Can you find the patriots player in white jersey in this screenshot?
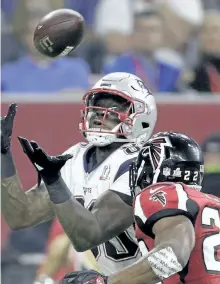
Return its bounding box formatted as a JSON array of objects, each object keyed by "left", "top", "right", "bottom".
[{"left": 1, "top": 73, "right": 157, "bottom": 277}]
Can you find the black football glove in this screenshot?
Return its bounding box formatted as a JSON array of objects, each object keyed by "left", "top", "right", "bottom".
[
  {"left": 60, "top": 270, "right": 108, "bottom": 284},
  {"left": 1, "top": 103, "right": 17, "bottom": 154},
  {"left": 18, "top": 136, "right": 73, "bottom": 186}
]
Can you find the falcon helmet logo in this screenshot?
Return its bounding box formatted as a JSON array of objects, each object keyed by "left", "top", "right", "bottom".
[
  {"left": 150, "top": 190, "right": 167, "bottom": 207},
  {"left": 141, "top": 136, "right": 172, "bottom": 172}
]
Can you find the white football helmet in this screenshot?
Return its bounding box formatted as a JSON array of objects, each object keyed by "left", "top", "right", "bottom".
[{"left": 79, "top": 72, "right": 157, "bottom": 146}]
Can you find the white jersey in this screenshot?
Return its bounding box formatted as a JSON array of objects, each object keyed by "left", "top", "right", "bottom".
[{"left": 61, "top": 142, "right": 142, "bottom": 275}]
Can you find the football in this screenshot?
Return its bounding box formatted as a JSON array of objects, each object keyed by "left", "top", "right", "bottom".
[{"left": 33, "top": 9, "right": 85, "bottom": 58}]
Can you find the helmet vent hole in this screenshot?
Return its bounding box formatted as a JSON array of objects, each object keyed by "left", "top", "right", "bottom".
[
  {"left": 142, "top": 122, "right": 149, "bottom": 129},
  {"left": 165, "top": 147, "right": 170, "bottom": 158}
]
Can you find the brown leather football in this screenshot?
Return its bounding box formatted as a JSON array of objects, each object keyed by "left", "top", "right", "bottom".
[{"left": 33, "top": 9, "right": 85, "bottom": 58}]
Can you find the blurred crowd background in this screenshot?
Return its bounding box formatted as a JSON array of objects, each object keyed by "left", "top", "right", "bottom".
[
  {"left": 1, "top": 0, "right": 220, "bottom": 94},
  {"left": 1, "top": 1, "right": 220, "bottom": 284}
]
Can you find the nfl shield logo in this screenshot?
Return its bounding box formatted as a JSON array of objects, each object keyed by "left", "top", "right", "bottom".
[{"left": 100, "top": 165, "right": 111, "bottom": 180}]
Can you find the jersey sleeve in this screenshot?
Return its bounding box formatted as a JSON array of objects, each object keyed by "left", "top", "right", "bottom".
[
  {"left": 110, "top": 171, "right": 133, "bottom": 206},
  {"left": 110, "top": 153, "right": 138, "bottom": 206},
  {"left": 134, "top": 182, "right": 199, "bottom": 238}
]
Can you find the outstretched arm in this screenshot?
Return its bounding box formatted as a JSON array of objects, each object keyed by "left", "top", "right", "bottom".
[
  {"left": 17, "top": 136, "right": 134, "bottom": 252},
  {"left": 1, "top": 170, "right": 54, "bottom": 229},
  {"left": 108, "top": 215, "right": 195, "bottom": 284},
  {"left": 50, "top": 178, "right": 134, "bottom": 251},
  {"left": 59, "top": 215, "right": 194, "bottom": 284},
  {"left": 1, "top": 104, "right": 54, "bottom": 229}
]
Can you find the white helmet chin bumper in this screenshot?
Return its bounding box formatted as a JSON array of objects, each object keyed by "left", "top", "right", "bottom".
[
  {"left": 85, "top": 124, "right": 123, "bottom": 146},
  {"left": 85, "top": 132, "right": 117, "bottom": 146}
]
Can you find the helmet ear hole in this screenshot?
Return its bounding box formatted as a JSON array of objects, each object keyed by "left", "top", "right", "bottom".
[{"left": 142, "top": 122, "right": 149, "bottom": 129}]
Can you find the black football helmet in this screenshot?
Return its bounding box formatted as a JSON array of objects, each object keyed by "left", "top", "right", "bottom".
[{"left": 129, "top": 132, "right": 204, "bottom": 197}]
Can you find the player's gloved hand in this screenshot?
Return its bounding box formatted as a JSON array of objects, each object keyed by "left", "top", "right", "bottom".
[
  {"left": 18, "top": 136, "right": 73, "bottom": 186},
  {"left": 1, "top": 103, "right": 17, "bottom": 154},
  {"left": 60, "top": 270, "right": 108, "bottom": 284}
]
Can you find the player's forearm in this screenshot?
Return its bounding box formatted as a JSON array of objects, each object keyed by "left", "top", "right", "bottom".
[
  {"left": 1, "top": 152, "right": 54, "bottom": 229},
  {"left": 1, "top": 152, "right": 29, "bottom": 229},
  {"left": 153, "top": 217, "right": 195, "bottom": 269},
  {"left": 108, "top": 241, "right": 182, "bottom": 284},
  {"left": 1, "top": 175, "right": 32, "bottom": 229},
  {"left": 44, "top": 177, "right": 134, "bottom": 252},
  {"left": 108, "top": 255, "right": 159, "bottom": 284},
  {"left": 108, "top": 218, "right": 194, "bottom": 284},
  {"left": 44, "top": 178, "right": 104, "bottom": 251},
  {"left": 52, "top": 197, "right": 101, "bottom": 252}
]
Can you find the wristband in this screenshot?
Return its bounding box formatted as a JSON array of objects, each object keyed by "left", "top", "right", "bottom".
[
  {"left": 147, "top": 246, "right": 183, "bottom": 280},
  {"left": 43, "top": 176, "right": 72, "bottom": 204}
]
